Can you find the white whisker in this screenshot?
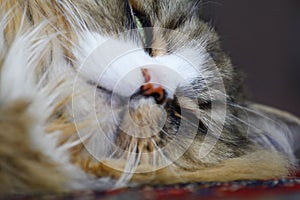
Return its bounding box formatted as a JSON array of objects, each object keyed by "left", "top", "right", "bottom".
[
  {"left": 228, "top": 103, "right": 277, "bottom": 124},
  {"left": 115, "top": 140, "right": 141, "bottom": 188},
  {"left": 151, "top": 139, "right": 183, "bottom": 181},
  {"left": 59, "top": 130, "right": 93, "bottom": 151}
]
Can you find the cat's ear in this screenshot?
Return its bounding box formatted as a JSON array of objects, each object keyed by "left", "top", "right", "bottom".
[{"left": 247, "top": 103, "right": 300, "bottom": 157}]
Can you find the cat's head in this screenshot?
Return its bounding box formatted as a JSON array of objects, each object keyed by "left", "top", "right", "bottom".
[
  {"left": 65, "top": 0, "right": 248, "bottom": 176},
  {"left": 2, "top": 0, "right": 299, "bottom": 187}
]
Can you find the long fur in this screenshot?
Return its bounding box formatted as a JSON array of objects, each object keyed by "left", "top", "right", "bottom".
[{"left": 0, "top": 0, "right": 299, "bottom": 195}]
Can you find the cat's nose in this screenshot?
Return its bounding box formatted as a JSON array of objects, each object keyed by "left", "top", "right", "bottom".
[{"left": 140, "top": 83, "right": 166, "bottom": 104}]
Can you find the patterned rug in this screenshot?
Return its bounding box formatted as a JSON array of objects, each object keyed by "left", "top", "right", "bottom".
[{"left": 5, "top": 178, "right": 300, "bottom": 200}]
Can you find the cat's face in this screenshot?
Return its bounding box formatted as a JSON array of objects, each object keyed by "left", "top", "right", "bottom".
[
  {"left": 1, "top": 0, "right": 297, "bottom": 189},
  {"left": 66, "top": 0, "right": 248, "bottom": 175}
]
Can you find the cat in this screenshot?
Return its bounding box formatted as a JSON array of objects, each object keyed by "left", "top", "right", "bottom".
[{"left": 0, "top": 0, "right": 299, "bottom": 195}]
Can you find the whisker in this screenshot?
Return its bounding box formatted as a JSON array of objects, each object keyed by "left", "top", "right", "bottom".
[
  {"left": 59, "top": 130, "right": 93, "bottom": 151},
  {"left": 159, "top": 128, "right": 176, "bottom": 140},
  {"left": 229, "top": 114, "right": 260, "bottom": 132},
  {"left": 151, "top": 149, "right": 157, "bottom": 176},
  {"left": 228, "top": 103, "right": 294, "bottom": 155},
  {"left": 115, "top": 140, "right": 141, "bottom": 188},
  {"left": 108, "top": 145, "right": 121, "bottom": 159},
  {"left": 228, "top": 103, "right": 277, "bottom": 124},
  {"left": 151, "top": 139, "right": 183, "bottom": 181}
]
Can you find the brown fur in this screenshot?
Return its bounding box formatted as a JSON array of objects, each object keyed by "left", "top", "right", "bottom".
[
  {"left": 0, "top": 100, "right": 65, "bottom": 194},
  {"left": 74, "top": 150, "right": 290, "bottom": 184},
  {"left": 0, "top": 0, "right": 299, "bottom": 195}
]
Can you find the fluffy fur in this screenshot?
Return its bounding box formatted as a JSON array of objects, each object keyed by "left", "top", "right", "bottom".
[{"left": 0, "top": 0, "right": 299, "bottom": 195}]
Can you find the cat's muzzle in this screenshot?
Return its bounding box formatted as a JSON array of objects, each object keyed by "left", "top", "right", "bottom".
[{"left": 140, "top": 83, "right": 167, "bottom": 104}]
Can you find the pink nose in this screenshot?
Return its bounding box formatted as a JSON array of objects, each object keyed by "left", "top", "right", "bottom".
[
  {"left": 142, "top": 68, "right": 151, "bottom": 82},
  {"left": 141, "top": 68, "right": 166, "bottom": 103},
  {"left": 141, "top": 83, "right": 166, "bottom": 104}
]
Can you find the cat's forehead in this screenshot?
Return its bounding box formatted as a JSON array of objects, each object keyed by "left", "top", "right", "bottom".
[{"left": 78, "top": 0, "right": 201, "bottom": 31}]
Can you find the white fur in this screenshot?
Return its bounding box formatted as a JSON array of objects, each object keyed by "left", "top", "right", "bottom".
[
  {"left": 75, "top": 32, "right": 203, "bottom": 99},
  {"left": 0, "top": 18, "right": 115, "bottom": 190},
  {"left": 1, "top": 2, "right": 298, "bottom": 191}
]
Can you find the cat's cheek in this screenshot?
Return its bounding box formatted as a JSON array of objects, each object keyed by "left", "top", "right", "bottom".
[{"left": 74, "top": 32, "right": 149, "bottom": 97}]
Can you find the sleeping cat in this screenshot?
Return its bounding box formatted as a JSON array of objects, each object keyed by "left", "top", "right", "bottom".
[{"left": 0, "top": 0, "right": 300, "bottom": 195}]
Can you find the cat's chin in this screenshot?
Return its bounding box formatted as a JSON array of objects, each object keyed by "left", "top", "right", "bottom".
[{"left": 120, "top": 97, "right": 167, "bottom": 138}]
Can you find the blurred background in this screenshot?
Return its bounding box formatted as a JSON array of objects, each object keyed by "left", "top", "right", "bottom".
[{"left": 200, "top": 0, "right": 300, "bottom": 116}]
